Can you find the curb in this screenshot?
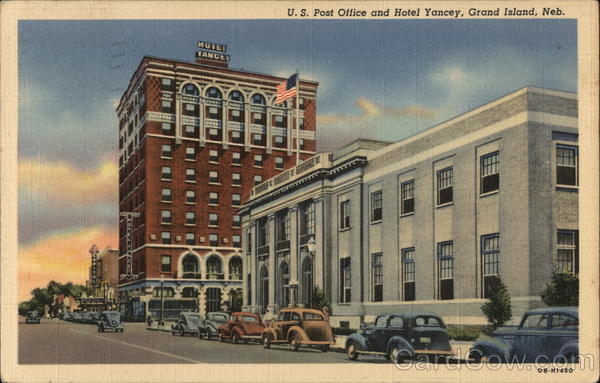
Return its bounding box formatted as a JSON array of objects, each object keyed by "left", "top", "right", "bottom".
[{"left": 146, "top": 326, "right": 172, "bottom": 333}]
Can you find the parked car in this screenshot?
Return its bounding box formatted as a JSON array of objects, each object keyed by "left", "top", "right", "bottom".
[
  {"left": 469, "top": 307, "right": 578, "bottom": 363},
  {"left": 171, "top": 312, "right": 202, "bottom": 336},
  {"left": 345, "top": 313, "right": 452, "bottom": 362},
  {"left": 81, "top": 312, "right": 93, "bottom": 324},
  {"left": 198, "top": 312, "right": 229, "bottom": 339},
  {"left": 90, "top": 312, "right": 101, "bottom": 322},
  {"left": 97, "top": 311, "right": 124, "bottom": 333},
  {"left": 72, "top": 312, "right": 83, "bottom": 322},
  {"left": 262, "top": 307, "right": 335, "bottom": 352},
  {"left": 25, "top": 311, "right": 41, "bottom": 324},
  {"left": 217, "top": 312, "right": 265, "bottom": 344}
]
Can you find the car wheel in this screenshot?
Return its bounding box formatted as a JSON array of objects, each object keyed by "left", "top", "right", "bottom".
[
  {"left": 263, "top": 334, "right": 272, "bottom": 349},
  {"left": 97, "top": 327, "right": 101, "bottom": 333},
  {"left": 232, "top": 333, "right": 240, "bottom": 344},
  {"left": 180, "top": 329, "right": 185, "bottom": 337},
  {"left": 198, "top": 331, "right": 204, "bottom": 339},
  {"left": 120, "top": 328, "right": 124, "bottom": 333},
  {"left": 389, "top": 345, "right": 408, "bottom": 364},
  {"left": 289, "top": 333, "right": 301, "bottom": 352},
  {"left": 468, "top": 348, "right": 486, "bottom": 363},
  {"left": 319, "top": 345, "right": 330, "bottom": 353},
  {"left": 346, "top": 341, "right": 359, "bottom": 360}
]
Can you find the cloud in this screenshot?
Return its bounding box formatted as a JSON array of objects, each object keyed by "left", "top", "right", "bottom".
[
  {"left": 19, "top": 157, "right": 118, "bottom": 206},
  {"left": 18, "top": 225, "right": 118, "bottom": 302}
]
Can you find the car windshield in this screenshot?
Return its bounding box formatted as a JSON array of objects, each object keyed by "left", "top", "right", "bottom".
[
  {"left": 241, "top": 315, "right": 258, "bottom": 322},
  {"left": 414, "top": 316, "right": 442, "bottom": 327},
  {"left": 104, "top": 312, "right": 120, "bottom": 321},
  {"left": 303, "top": 312, "right": 324, "bottom": 321},
  {"left": 185, "top": 314, "right": 201, "bottom": 326}
]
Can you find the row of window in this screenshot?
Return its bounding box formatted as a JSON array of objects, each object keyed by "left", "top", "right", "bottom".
[
  {"left": 160, "top": 253, "right": 243, "bottom": 280},
  {"left": 254, "top": 202, "right": 316, "bottom": 249},
  {"left": 159, "top": 232, "right": 241, "bottom": 248},
  {"left": 161, "top": 188, "right": 243, "bottom": 206},
  {"left": 158, "top": 128, "right": 307, "bottom": 149},
  {"left": 160, "top": 78, "right": 306, "bottom": 109},
  {"left": 160, "top": 210, "right": 241, "bottom": 228},
  {"left": 364, "top": 146, "right": 578, "bottom": 224},
  {"left": 159, "top": 167, "right": 263, "bottom": 187},
  {"left": 159, "top": 145, "right": 286, "bottom": 169},
  {"left": 341, "top": 229, "right": 578, "bottom": 304}
]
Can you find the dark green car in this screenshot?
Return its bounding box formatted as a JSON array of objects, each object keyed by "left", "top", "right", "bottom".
[
  {"left": 97, "top": 311, "right": 124, "bottom": 333},
  {"left": 25, "top": 311, "right": 41, "bottom": 324}
]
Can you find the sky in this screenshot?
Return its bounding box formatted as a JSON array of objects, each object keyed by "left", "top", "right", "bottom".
[{"left": 17, "top": 19, "right": 577, "bottom": 301}]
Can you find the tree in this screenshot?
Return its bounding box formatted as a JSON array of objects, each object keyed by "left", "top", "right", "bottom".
[
  {"left": 541, "top": 272, "right": 579, "bottom": 307},
  {"left": 481, "top": 278, "right": 512, "bottom": 329},
  {"left": 311, "top": 287, "right": 329, "bottom": 311}
]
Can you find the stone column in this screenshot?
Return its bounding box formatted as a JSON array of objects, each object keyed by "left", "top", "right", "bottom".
[
  {"left": 175, "top": 93, "right": 182, "bottom": 144},
  {"left": 242, "top": 225, "right": 249, "bottom": 308},
  {"left": 250, "top": 222, "right": 257, "bottom": 311},
  {"left": 266, "top": 108, "right": 272, "bottom": 153},
  {"left": 267, "top": 214, "right": 276, "bottom": 312},
  {"left": 222, "top": 101, "right": 229, "bottom": 148},
  {"left": 314, "top": 197, "right": 324, "bottom": 290},
  {"left": 244, "top": 103, "right": 251, "bottom": 152},
  {"left": 287, "top": 109, "right": 293, "bottom": 155},
  {"left": 199, "top": 97, "right": 205, "bottom": 146},
  {"left": 289, "top": 206, "right": 299, "bottom": 287},
  {"left": 198, "top": 287, "right": 206, "bottom": 317}
]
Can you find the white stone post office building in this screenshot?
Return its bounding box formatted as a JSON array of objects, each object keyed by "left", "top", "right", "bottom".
[{"left": 240, "top": 87, "right": 578, "bottom": 327}]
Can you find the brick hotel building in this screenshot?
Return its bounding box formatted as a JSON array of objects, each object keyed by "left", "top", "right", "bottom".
[{"left": 116, "top": 54, "right": 318, "bottom": 320}]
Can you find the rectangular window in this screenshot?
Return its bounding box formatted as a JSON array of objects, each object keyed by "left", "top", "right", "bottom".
[
  {"left": 233, "top": 214, "right": 241, "bottom": 227},
  {"left": 274, "top": 115, "right": 284, "bottom": 128},
  {"left": 209, "top": 234, "right": 218, "bottom": 247},
  {"left": 339, "top": 200, "right": 350, "bottom": 230},
  {"left": 437, "top": 167, "right": 453, "bottom": 205},
  {"left": 207, "top": 106, "right": 220, "bottom": 119},
  {"left": 340, "top": 257, "right": 351, "bottom": 303},
  {"left": 230, "top": 109, "right": 242, "bottom": 122},
  {"left": 402, "top": 248, "right": 415, "bottom": 301},
  {"left": 209, "top": 171, "right": 219, "bottom": 184},
  {"left": 162, "top": 123, "right": 173, "bottom": 135},
  {"left": 232, "top": 235, "right": 241, "bottom": 247},
  {"left": 400, "top": 180, "right": 414, "bottom": 215},
  {"left": 481, "top": 152, "right": 500, "bottom": 194},
  {"left": 185, "top": 103, "right": 195, "bottom": 112},
  {"left": 232, "top": 172, "right": 241, "bottom": 186},
  {"left": 161, "top": 78, "right": 172, "bottom": 88},
  {"left": 185, "top": 233, "right": 195, "bottom": 246},
  {"left": 231, "top": 130, "right": 242, "bottom": 143},
  {"left": 254, "top": 175, "right": 263, "bottom": 186},
  {"left": 161, "top": 231, "right": 171, "bottom": 244},
  {"left": 209, "top": 213, "right": 218, "bottom": 226},
  {"left": 557, "top": 230, "right": 578, "bottom": 274},
  {"left": 438, "top": 242, "right": 454, "bottom": 300},
  {"left": 253, "top": 112, "right": 265, "bottom": 125},
  {"left": 556, "top": 145, "right": 578, "bottom": 186},
  {"left": 161, "top": 100, "right": 172, "bottom": 112},
  {"left": 253, "top": 133, "right": 263, "bottom": 145},
  {"left": 299, "top": 98, "right": 305, "bottom": 110},
  {"left": 209, "top": 128, "right": 219, "bottom": 139},
  {"left": 161, "top": 144, "right": 172, "bottom": 158},
  {"left": 371, "top": 191, "right": 382, "bottom": 222},
  {"left": 481, "top": 234, "right": 500, "bottom": 298},
  {"left": 185, "top": 147, "right": 196, "bottom": 160},
  {"left": 161, "top": 210, "right": 172, "bottom": 224},
  {"left": 185, "top": 168, "right": 196, "bottom": 182},
  {"left": 372, "top": 253, "right": 383, "bottom": 302},
  {"left": 299, "top": 138, "right": 305, "bottom": 150},
  {"left": 275, "top": 157, "right": 284, "bottom": 169},
  {"left": 185, "top": 212, "right": 196, "bottom": 225},
  {"left": 161, "top": 255, "right": 171, "bottom": 272},
  {"left": 184, "top": 125, "right": 197, "bottom": 136},
  {"left": 209, "top": 192, "right": 219, "bottom": 205},
  {"left": 254, "top": 154, "right": 263, "bottom": 167},
  {"left": 277, "top": 212, "right": 290, "bottom": 241},
  {"left": 161, "top": 166, "right": 172, "bottom": 180},
  {"left": 161, "top": 188, "right": 172, "bottom": 202},
  {"left": 299, "top": 117, "right": 305, "bottom": 130},
  {"left": 274, "top": 135, "right": 285, "bottom": 147},
  {"left": 232, "top": 152, "right": 241, "bottom": 165},
  {"left": 232, "top": 193, "right": 241, "bottom": 206},
  {"left": 209, "top": 150, "right": 219, "bottom": 163},
  {"left": 185, "top": 190, "right": 196, "bottom": 204}
]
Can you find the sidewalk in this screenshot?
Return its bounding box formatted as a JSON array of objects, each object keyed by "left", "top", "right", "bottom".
[{"left": 146, "top": 321, "right": 174, "bottom": 333}]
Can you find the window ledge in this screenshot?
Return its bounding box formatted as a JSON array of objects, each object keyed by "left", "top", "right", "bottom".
[
  {"left": 232, "top": 163, "right": 241, "bottom": 167},
  {"left": 161, "top": 178, "right": 172, "bottom": 182},
  {"left": 209, "top": 182, "right": 221, "bottom": 186},
  {"left": 208, "top": 161, "right": 219, "bottom": 165},
  {"left": 556, "top": 185, "right": 579, "bottom": 192},
  {"left": 160, "top": 156, "right": 172, "bottom": 160},
  {"left": 479, "top": 190, "right": 499, "bottom": 198},
  {"left": 232, "top": 205, "right": 242, "bottom": 208},
  {"left": 232, "top": 184, "right": 242, "bottom": 188},
  {"left": 185, "top": 180, "right": 197, "bottom": 183},
  {"left": 184, "top": 224, "right": 197, "bottom": 227},
  {"left": 400, "top": 212, "right": 415, "bottom": 218},
  {"left": 337, "top": 303, "right": 352, "bottom": 306},
  {"left": 339, "top": 227, "right": 351, "bottom": 232},
  {"left": 208, "top": 225, "right": 219, "bottom": 228},
  {"left": 208, "top": 203, "right": 219, "bottom": 207},
  {"left": 436, "top": 202, "right": 454, "bottom": 209},
  {"left": 185, "top": 159, "right": 196, "bottom": 162},
  {"left": 253, "top": 165, "right": 263, "bottom": 169},
  {"left": 161, "top": 222, "right": 172, "bottom": 226},
  {"left": 185, "top": 202, "right": 196, "bottom": 205},
  {"left": 161, "top": 200, "right": 172, "bottom": 204},
  {"left": 370, "top": 220, "right": 382, "bottom": 225}
]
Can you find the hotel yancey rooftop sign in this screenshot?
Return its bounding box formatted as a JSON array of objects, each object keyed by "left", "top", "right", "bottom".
[{"left": 196, "top": 41, "right": 230, "bottom": 64}]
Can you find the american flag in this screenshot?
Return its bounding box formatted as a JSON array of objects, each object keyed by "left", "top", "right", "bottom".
[{"left": 275, "top": 73, "right": 298, "bottom": 105}]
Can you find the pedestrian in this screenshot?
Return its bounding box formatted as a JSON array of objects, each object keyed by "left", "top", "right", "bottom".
[
  {"left": 322, "top": 305, "right": 329, "bottom": 322},
  {"left": 263, "top": 308, "right": 273, "bottom": 327},
  {"left": 147, "top": 315, "right": 153, "bottom": 327}
]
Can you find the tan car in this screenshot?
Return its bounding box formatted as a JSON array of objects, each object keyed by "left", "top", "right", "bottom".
[{"left": 261, "top": 308, "right": 335, "bottom": 352}]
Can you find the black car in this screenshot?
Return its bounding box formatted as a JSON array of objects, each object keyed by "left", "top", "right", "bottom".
[
  {"left": 97, "top": 311, "right": 124, "bottom": 333},
  {"left": 25, "top": 311, "right": 41, "bottom": 324},
  {"left": 198, "top": 312, "right": 229, "bottom": 339},
  {"left": 345, "top": 313, "right": 452, "bottom": 362}
]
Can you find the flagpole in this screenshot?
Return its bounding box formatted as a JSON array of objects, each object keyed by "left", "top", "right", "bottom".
[{"left": 295, "top": 69, "right": 300, "bottom": 166}]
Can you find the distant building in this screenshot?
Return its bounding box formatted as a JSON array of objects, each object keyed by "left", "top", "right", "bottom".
[
  {"left": 116, "top": 53, "right": 319, "bottom": 320},
  {"left": 88, "top": 246, "right": 120, "bottom": 308},
  {"left": 241, "top": 87, "right": 578, "bottom": 326}
]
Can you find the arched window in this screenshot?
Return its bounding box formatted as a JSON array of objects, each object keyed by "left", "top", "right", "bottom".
[
  {"left": 153, "top": 287, "right": 174, "bottom": 297},
  {"left": 228, "top": 90, "right": 244, "bottom": 102},
  {"left": 182, "top": 254, "right": 199, "bottom": 279},
  {"left": 301, "top": 257, "right": 313, "bottom": 307},
  {"left": 182, "top": 83, "right": 200, "bottom": 96},
  {"left": 207, "top": 256, "right": 223, "bottom": 279},
  {"left": 182, "top": 287, "right": 198, "bottom": 298},
  {"left": 206, "top": 87, "right": 222, "bottom": 99},
  {"left": 259, "top": 266, "right": 269, "bottom": 313},
  {"left": 251, "top": 93, "right": 266, "bottom": 105},
  {"left": 229, "top": 257, "right": 242, "bottom": 280},
  {"left": 279, "top": 262, "right": 290, "bottom": 308}
]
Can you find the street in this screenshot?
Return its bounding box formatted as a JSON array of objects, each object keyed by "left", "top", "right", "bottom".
[{"left": 19, "top": 317, "right": 354, "bottom": 364}]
